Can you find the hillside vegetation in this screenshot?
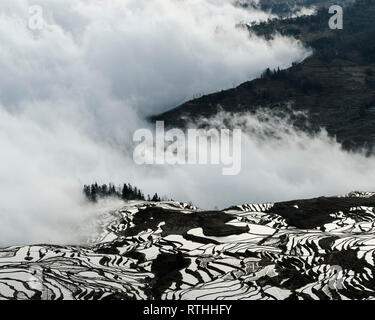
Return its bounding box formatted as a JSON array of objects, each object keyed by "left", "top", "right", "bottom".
[{"left": 153, "top": 0, "right": 375, "bottom": 153}]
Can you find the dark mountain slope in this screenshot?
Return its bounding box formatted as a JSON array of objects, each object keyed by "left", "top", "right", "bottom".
[
  {"left": 237, "top": 0, "right": 355, "bottom": 17},
  {"left": 153, "top": 0, "right": 375, "bottom": 153}
]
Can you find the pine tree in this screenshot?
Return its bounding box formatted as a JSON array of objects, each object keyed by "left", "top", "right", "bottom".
[
  {"left": 122, "top": 184, "right": 129, "bottom": 199},
  {"left": 90, "top": 183, "right": 98, "bottom": 202},
  {"left": 152, "top": 193, "right": 160, "bottom": 202}
]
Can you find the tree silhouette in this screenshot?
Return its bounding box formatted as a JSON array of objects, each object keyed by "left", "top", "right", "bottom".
[{"left": 84, "top": 182, "right": 151, "bottom": 202}]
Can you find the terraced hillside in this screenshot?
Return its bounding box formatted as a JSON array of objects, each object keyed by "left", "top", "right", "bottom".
[{"left": 1, "top": 192, "right": 375, "bottom": 300}]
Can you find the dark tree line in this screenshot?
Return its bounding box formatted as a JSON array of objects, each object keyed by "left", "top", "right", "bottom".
[
  {"left": 83, "top": 183, "right": 163, "bottom": 203},
  {"left": 261, "top": 67, "right": 323, "bottom": 93},
  {"left": 261, "top": 67, "right": 287, "bottom": 80}
]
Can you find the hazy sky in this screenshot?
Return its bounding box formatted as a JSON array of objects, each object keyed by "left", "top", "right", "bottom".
[{"left": 1, "top": 0, "right": 373, "bottom": 246}]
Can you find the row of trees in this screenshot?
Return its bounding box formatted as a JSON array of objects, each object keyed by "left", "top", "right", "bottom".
[
  {"left": 260, "top": 67, "right": 287, "bottom": 80},
  {"left": 83, "top": 183, "right": 163, "bottom": 203},
  {"left": 261, "top": 67, "right": 323, "bottom": 93}
]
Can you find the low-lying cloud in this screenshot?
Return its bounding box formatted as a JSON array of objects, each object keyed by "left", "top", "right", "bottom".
[{"left": 1, "top": 0, "right": 367, "bottom": 246}]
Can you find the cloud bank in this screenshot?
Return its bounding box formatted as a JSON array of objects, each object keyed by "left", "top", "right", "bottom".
[{"left": 1, "top": 0, "right": 361, "bottom": 246}]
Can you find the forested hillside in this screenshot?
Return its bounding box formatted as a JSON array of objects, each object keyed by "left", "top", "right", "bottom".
[{"left": 153, "top": 0, "right": 375, "bottom": 153}]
